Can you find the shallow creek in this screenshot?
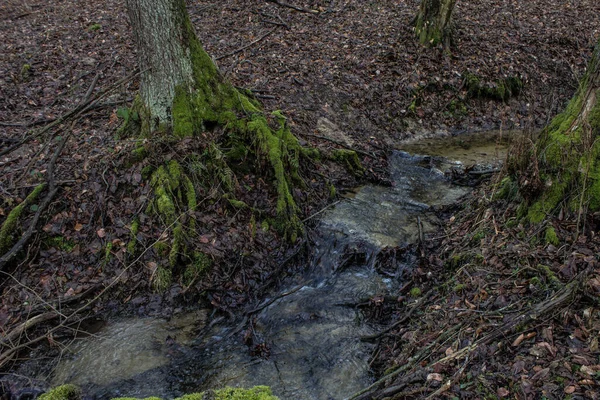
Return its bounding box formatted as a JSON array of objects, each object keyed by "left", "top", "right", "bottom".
[{"left": 39, "top": 132, "right": 509, "bottom": 399}]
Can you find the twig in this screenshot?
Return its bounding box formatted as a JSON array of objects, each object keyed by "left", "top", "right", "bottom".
[
  {"left": 216, "top": 29, "right": 277, "bottom": 61},
  {"left": 245, "top": 283, "right": 305, "bottom": 314},
  {"left": 266, "top": 0, "right": 319, "bottom": 14},
  {"left": 301, "top": 133, "right": 376, "bottom": 159},
  {"left": 1, "top": 312, "right": 58, "bottom": 347},
  {"left": 302, "top": 200, "right": 341, "bottom": 223},
  {"left": 360, "top": 289, "right": 435, "bottom": 342},
  {"left": 80, "top": 72, "right": 101, "bottom": 105}
]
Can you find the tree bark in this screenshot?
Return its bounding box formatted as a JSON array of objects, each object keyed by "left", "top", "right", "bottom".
[
  {"left": 126, "top": 0, "right": 195, "bottom": 125},
  {"left": 414, "top": 0, "right": 456, "bottom": 47},
  {"left": 518, "top": 39, "right": 600, "bottom": 223}
]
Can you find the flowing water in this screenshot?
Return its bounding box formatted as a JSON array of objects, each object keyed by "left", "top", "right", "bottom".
[{"left": 24, "top": 133, "right": 509, "bottom": 399}]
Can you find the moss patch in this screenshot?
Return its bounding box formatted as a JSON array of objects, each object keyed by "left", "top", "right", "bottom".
[
  {"left": 464, "top": 73, "right": 523, "bottom": 101},
  {"left": 0, "top": 183, "right": 45, "bottom": 253},
  {"left": 544, "top": 226, "right": 559, "bottom": 246},
  {"left": 110, "top": 386, "right": 278, "bottom": 400},
  {"left": 330, "top": 149, "right": 365, "bottom": 176},
  {"left": 39, "top": 385, "right": 81, "bottom": 400}
]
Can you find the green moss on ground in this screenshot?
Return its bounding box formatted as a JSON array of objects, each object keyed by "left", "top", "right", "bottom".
[
  {"left": 464, "top": 73, "right": 523, "bottom": 101},
  {"left": 330, "top": 149, "right": 365, "bottom": 176},
  {"left": 38, "top": 385, "right": 81, "bottom": 400},
  {"left": 42, "top": 385, "right": 278, "bottom": 400},
  {"left": 127, "top": 218, "right": 140, "bottom": 255},
  {"left": 0, "top": 183, "right": 45, "bottom": 253},
  {"left": 544, "top": 226, "right": 559, "bottom": 246}
]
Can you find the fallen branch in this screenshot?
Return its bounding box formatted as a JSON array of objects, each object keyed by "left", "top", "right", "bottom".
[
  {"left": 266, "top": 0, "right": 319, "bottom": 14},
  {"left": 1, "top": 312, "right": 58, "bottom": 348},
  {"left": 301, "top": 132, "right": 377, "bottom": 159},
  {"left": 216, "top": 29, "right": 277, "bottom": 61}
]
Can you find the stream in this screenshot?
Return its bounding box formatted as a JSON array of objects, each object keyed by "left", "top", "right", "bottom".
[{"left": 22, "top": 132, "right": 510, "bottom": 399}]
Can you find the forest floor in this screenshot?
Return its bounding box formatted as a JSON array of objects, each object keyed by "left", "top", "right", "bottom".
[{"left": 1, "top": 0, "right": 600, "bottom": 398}]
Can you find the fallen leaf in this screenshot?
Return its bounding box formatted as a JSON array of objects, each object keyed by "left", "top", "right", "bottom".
[
  {"left": 74, "top": 223, "right": 83, "bottom": 231},
  {"left": 531, "top": 367, "right": 549, "bottom": 381},
  {"left": 427, "top": 373, "right": 443, "bottom": 382},
  {"left": 96, "top": 228, "right": 106, "bottom": 238},
  {"left": 497, "top": 387, "right": 510, "bottom": 398},
  {"left": 564, "top": 386, "right": 576, "bottom": 394},
  {"left": 513, "top": 333, "right": 525, "bottom": 347}
]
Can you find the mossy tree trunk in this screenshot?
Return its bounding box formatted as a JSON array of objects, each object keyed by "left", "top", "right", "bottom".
[
  {"left": 414, "top": 0, "right": 456, "bottom": 47},
  {"left": 519, "top": 39, "right": 600, "bottom": 223},
  {"left": 125, "top": 0, "right": 305, "bottom": 244}
]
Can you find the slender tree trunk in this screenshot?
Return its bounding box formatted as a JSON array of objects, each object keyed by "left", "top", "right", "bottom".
[
  {"left": 414, "top": 0, "right": 456, "bottom": 47},
  {"left": 517, "top": 39, "right": 600, "bottom": 223}
]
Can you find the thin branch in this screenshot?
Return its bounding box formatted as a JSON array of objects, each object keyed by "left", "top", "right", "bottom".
[
  {"left": 265, "top": 0, "right": 319, "bottom": 14},
  {"left": 301, "top": 133, "right": 377, "bottom": 159},
  {"left": 216, "top": 29, "right": 277, "bottom": 61}
]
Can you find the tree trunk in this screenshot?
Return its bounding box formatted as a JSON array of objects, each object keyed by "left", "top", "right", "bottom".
[
  {"left": 518, "top": 39, "right": 600, "bottom": 223},
  {"left": 126, "top": 0, "right": 237, "bottom": 138},
  {"left": 125, "top": 0, "right": 307, "bottom": 242},
  {"left": 126, "top": 0, "right": 195, "bottom": 126},
  {"left": 414, "top": 0, "right": 456, "bottom": 47}
]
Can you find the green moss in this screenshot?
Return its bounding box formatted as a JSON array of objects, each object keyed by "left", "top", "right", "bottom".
[
  {"left": 153, "top": 241, "right": 169, "bottom": 256},
  {"left": 410, "top": 287, "right": 422, "bottom": 297},
  {"left": 113, "top": 386, "right": 277, "bottom": 400},
  {"left": 330, "top": 149, "right": 365, "bottom": 176},
  {"left": 153, "top": 266, "right": 172, "bottom": 292},
  {"left": 544, "top": 226, "right": 559, "bottom": 246},
  {"left": 453, "top": 283, "right": 466, "bottom": 293},
  {"left": 527, "top": 177, "right": 569, "bottom": 223},
  {"left": 20, "top": 63, "right": 32, "bottom": 80},
  {"left": 446, "top": 253, "right": 469, "bottom": 269},
  {"left": 132, "top": 146, "right": 148, "bottom": 162},
  {"left": 127, "top": 218, "right": 140, "bottom": 255},
  {"left": 169, "top": 223, "right": 184, "bottom": 267},
  {"left": 183, "top": 251, "right": 212, "bottom": 286},
  {"left": 149, "top": 161, "right": 190, "bottom": 224},
  {"left": 447, "top": 99, "right": 468, "bottom": 116},
  {"left": 494, "top": 177, "right": 519, "bottom": 200},
  {"left": 225, "top": 196, "right": 249, "bottom": 209},
  {"left": 0, "top": 183, "right": 45, "bottom": 253},
  {"left": 39, "top": 385, "right": 81, "bottom": 400},
  {"left": 261, "top": 221, "right": 270, "bottom": 231},
  {"left": 536, "top": 264, "right": 561, "bottom": 288},
  {"left": 247, "top": 113, "right": 302, "bottom": 241},
  {"left": 172, "top": 85, "right": 198, "bottom": 138},
  {"left": 88, "top": 23, "right": 101, "bottom": 31},
  {"left": 206, "top": 387, "right": 278, "bottom": 400},
  {"left": 45, "top": 236, "right": 76, "bottom": 252},
  {"left": 464, "top": 73, "right": 522, "bottom": 101},
  {"left": 521, "top": 42, "right": 600, "bottom": 222},
  {"left": 471, "top": 230, "right": 485, "bottom": 243},
  {"left": 118, "top": 96, "right": 145, "bottom": 138},
  {"left": 328, "top": 182, "right": 337, "bottom": 199}
]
